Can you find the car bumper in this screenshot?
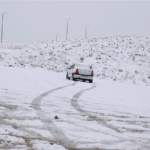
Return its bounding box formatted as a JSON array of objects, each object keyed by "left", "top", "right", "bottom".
[{"left": 73, "top": 73, "right": 93, "bottom": 80}]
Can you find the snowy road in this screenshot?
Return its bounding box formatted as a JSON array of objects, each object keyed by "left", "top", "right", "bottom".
[{"left": 0, "top": 66, "right": 150, "bottom": 150}]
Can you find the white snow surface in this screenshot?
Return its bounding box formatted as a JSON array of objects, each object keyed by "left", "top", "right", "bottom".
[
  {"left": 0, "top": 36, "right": 150, "bottom": 149},
  {"left": 0, "top": 65, "right": 150, "bottom": 150}
]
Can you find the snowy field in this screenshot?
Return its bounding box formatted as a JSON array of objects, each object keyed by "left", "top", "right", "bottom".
[
  {"left": 0, "top": 66, "right": 150, "bottom": 150},
  {"left": 0, "top": 36, "right": 150, "bottom": 150}
]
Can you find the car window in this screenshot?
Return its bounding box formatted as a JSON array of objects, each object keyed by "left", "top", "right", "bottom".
[{"left": 76, "top": 64, "right": 90, "bottom": 69}]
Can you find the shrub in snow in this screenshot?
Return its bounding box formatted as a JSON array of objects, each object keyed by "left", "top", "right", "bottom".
[
  {"left": 0, "top": 54, "right": 3, "bottom": 60},
  {"left": 80, "top": 57, "right": 84, "bottom": 61},
  {"left": 119, "top": 69, "right": 123, "bottom": 72}
]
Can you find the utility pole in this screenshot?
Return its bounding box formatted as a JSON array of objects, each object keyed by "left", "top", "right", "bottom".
[
  {"left": 1, "top": 12, "right": 7, "bottom": 43},
  {"left": 85, "top": 25, "right": 89, "bottom": 39},
  {"left": 66, "top": 18, "right": 71, "bottom": 41},
  {"left": 56, "top": 34, "right": 59, "bottom": 41}
]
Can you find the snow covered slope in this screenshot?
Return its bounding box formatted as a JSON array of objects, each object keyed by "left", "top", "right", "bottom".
[{"left": 0, "top": 36, "right": 150, "bottom": 85}]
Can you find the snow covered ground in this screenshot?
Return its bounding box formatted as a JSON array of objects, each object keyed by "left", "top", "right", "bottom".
[
  {"left": 0, "top": 36, "right": 150, "bottom": 149},
  {"left": 0, "top": 65, "right": 150, "bottom": 150},
  {"left": 0, "top": 36, "right": 150, "bottom": 85}
]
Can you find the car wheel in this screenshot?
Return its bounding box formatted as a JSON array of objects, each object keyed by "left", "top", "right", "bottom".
[
  {"left": 89, "top": 80, "right": 93, "bottom": 83},
  {"left": 82, "top": 79, "right": 86, "bottom": 82},
  {"left": 66, "top": 73, "right": 70, "bottom": 79}
]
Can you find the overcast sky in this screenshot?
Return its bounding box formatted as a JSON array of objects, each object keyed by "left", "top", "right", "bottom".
[{"left": 0, "top": 1, "right": 150, "bottom": 43}]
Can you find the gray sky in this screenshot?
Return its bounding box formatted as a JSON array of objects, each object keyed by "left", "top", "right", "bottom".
[{"left": 0, "top": 1, "right": 150, "bottom": 43}]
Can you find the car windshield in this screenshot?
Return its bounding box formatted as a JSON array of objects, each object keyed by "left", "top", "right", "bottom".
[{"left": 76, "top": 64, "right": 90, "bottom": 69}]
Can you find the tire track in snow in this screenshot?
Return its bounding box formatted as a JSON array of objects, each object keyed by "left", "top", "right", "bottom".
[
  {"left": 0, "top": 114, "right": 34, "bottom": 150},
  {"left": 71, "top": 83, "right": 150, "bottom": 150},
  {"left": 31, "top": 82, "right": 78, "bottom": 150},
  {"left": 71, "top": 83, "right": 96, "bottom": 114},
  {"left": 0, "top": 115, "right": 57, "bottom": 149},
  {"left": 71, "top": 83, "right": 125, "bottom": 132},
  {"left": 71, "top": 84, "right": 147, "bottom": 133}
]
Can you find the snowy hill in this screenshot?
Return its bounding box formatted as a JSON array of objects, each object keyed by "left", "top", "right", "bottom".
[{"left": 0, "top": 36, "right": 150, "bottom": 85}]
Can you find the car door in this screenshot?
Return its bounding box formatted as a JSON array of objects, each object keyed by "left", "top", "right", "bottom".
[
  {"left": 67, "top": 66, "right": 72, "bottom": 77},
  {"left": 70, "top": 64, "right": 75, "bottom": 77}
]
